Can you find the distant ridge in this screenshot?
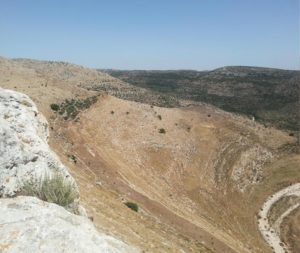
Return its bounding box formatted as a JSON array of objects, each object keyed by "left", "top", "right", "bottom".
[{"left": 105, "top": 66, "right": 299, "bottom": 131}]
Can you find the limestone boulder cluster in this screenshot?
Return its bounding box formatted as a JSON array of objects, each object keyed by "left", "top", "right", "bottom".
[{"left": 0, "top": 88, "right": 137, "bottom": 253}]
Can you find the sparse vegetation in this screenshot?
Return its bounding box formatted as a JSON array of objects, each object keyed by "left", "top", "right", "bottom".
[
  {"left": 20, "top": 174, "right": 78, "bottom": 207},
  {"left": 50, "top": 103, "right": 60, "bottom": 111},
  {"left": 106, "top": 68, "right": 299, "bottom": 131},
  {"left": 68, "top": 154, "right": 77, "bottom": 164},
  {"left": 125, "top": 201, "right": 138, "bottom": 212},
  {"left": 52, "top": 96, "right": 98, "bottom": 120},
  {"left": 159, "top": 128, "right": 166, "bottom": 134}
]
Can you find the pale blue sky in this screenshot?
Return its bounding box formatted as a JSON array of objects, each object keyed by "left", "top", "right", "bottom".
[{"left": 0, "top": 0, "right": 299, "bottom": 70}]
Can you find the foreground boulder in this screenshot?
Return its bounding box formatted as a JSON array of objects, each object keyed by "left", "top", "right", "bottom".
[
  {"left": 0, "top": 88, "right": 137, "bottom": 252},
  {"left": 0, "top": 87, "right": 75, "bottom": 197},
  {"left": 0, "top": 196, "right": 137, "bottom": 253}
]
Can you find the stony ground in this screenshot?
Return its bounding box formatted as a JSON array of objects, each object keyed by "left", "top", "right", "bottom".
[{"left": 258, "top": 183, "right": 300, "bottom": 253}]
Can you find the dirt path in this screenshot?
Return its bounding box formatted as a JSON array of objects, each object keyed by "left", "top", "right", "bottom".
[{"left": 258, "top": 183, "right": 300, "bottom": 253}]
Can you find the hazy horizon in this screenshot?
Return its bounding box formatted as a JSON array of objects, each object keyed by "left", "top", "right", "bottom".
[
  {"left": 1, "top": 55, "right": 297, "bottom": 72},
  {"left": 1, "top": 0, "right": 299, "bottom": 70}
]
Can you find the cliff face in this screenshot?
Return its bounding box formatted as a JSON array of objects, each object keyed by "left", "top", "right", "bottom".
[{"left": 0, "top": 88, "right": 137, "bottom": 253}]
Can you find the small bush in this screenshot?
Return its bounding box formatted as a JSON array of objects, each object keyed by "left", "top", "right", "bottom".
[
  {"left": 50, "top": 103, "right": 60, "bottom": 111},
  {"left": 20, "top": 174, "right": 78, "bottom": 207},
  {"left": 125, "top": 202, "right": 138, "bottom": 212},
  {"left": 68, "top": 154, "right": 77, "bottom": 164},
  {"left": 159, "top": 128, "right": 166, "bottom": 134},
  {"left": 157, "top": 115, "right": 162, "bottom": 120},
  {"left": 111, "top": 110, "right": 114, "bottom": 114}
]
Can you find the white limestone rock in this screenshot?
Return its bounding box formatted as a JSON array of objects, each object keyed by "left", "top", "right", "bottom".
[
  {"left": 0, "top": 88, "right": 75, "bottom": 197},
  {"left": 0, "top": 196, "right": 138, "bottom": 253}
]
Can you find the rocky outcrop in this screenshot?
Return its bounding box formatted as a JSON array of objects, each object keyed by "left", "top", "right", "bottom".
[
  {"left": 0, "top": 196, "right": 137, "bottom": 253},
  {"left": 0, "top": 88, "right": 138, "bottom": 252},
  {"left": 231, "top": 144, "right": 273, "bottom": 191},
  {"left": 0, "top": 87, "right": 75, "bottom": 197}
]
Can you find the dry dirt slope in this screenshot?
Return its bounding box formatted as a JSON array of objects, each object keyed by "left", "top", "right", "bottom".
[
  {"left": 51, "top": 94, "right": 299, "bottom": 253},
  {"left": 0, "top": 56, "right": 299, "bottom": 253}
]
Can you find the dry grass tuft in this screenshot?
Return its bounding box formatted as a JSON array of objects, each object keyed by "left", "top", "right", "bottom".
[{"left": 20, "top": 174, "right": 78, "bottom": 207}]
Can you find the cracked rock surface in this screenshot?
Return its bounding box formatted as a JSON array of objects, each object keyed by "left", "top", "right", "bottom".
[
  {"left": 0, "top": 87, "right": 74, "bottom": 197},
  {"left": 0, "top": 196, "right": 137, "bottom": 253}
]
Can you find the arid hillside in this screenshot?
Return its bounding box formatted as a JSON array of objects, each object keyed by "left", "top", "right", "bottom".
[
  {"left": 104, "top": 67, "right": 299, "bottom": 131},
  {"left": 1, "top": 57, "right": 299, "bottom": 253}
]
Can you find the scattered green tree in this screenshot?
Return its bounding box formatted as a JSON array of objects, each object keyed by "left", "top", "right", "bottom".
[
  {"left": 159, "top": 128, "right": 166, "bottom": 134},
  {"left": 125, "top": 202, "right": 138, "bottom": 212},
  {"left": 50, "top": 103, "right": 60, "bottom": 111}
]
